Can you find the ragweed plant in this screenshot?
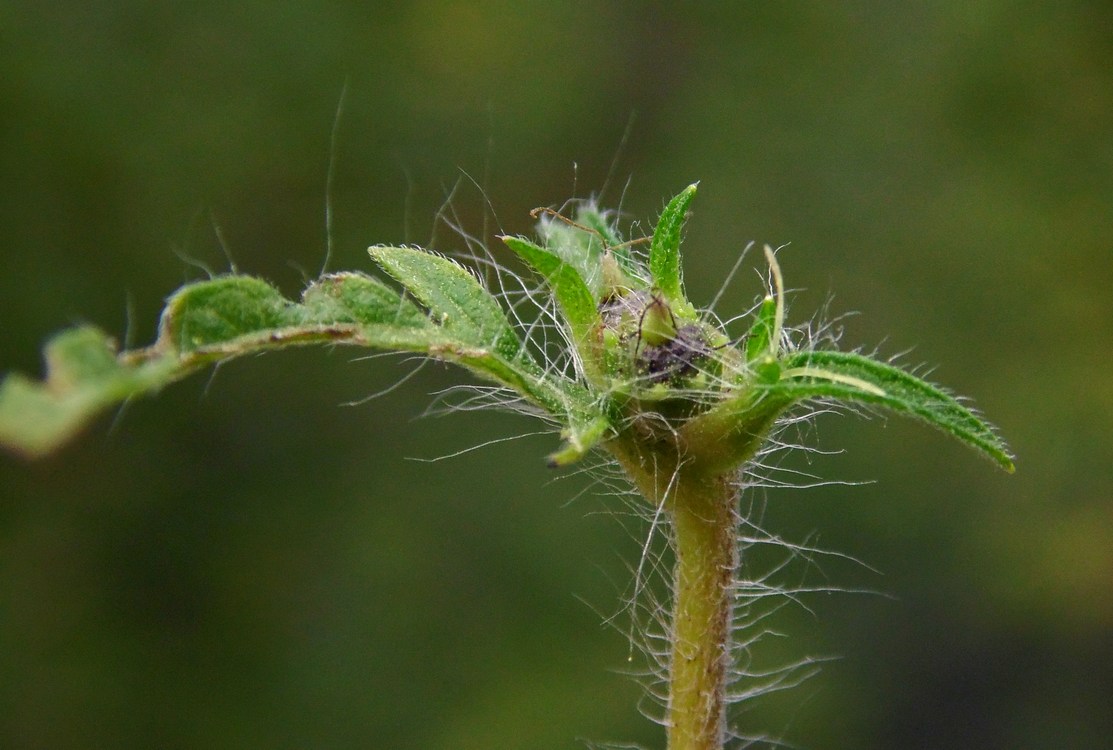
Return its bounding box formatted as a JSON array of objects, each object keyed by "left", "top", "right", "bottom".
[{"left": 0, "top": 184, "right": 1012, "bottom": 750}]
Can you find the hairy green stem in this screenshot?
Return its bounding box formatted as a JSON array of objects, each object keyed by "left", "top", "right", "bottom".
[
  {"left": 666, "top": 472, "right": 736, "bottom": 750},
  {"left": 609, "top": 436, "right": 741, "bottom": 750}
]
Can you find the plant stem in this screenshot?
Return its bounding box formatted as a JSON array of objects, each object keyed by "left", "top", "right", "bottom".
[
  {"left": 610, "top": 434, "right": 753, "bottom": 750},
  {"left": 666, "top": 472, "right": 736, "bottom": 750}
]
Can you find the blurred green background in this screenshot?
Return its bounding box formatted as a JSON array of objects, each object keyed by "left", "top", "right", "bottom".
[{"left": 2, "top": 2, "right": 1111, "bottom": 748}]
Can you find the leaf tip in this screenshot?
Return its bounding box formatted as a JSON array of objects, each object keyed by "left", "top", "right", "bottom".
[
  {"left": 996, "top": 451, "right": 1017, "bottom": 474},
  {"left": 546, "top": 442, "right": 586, "bottom": 469},
  {"left": 546, "top": 416, "right": 611, "bottom": 468}
]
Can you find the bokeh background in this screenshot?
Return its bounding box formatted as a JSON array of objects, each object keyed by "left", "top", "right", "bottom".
[{"left": 2, "top": 2, "right": 1111, "bottom": 748}]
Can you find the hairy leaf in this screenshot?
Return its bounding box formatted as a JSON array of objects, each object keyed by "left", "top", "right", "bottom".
[
  {"left": 0, "top": 269, "right": 595, "bottom": 458},
  {"left": 776, "top": 350, "right": 1015, "bottom": 472},
  {"left": 574, "top": 204, "right": 646, "bottom": 285},
  {"left": 299, "top": 271, "right": 430, "bottom": 328},
  {"left": 501, "top": 235, "right": 598, "bottom": 341},
  {"left": 744, "top": 295, "right": 777, "bottom": 363},
  {"left": 0, "top": 327, "right": 178, "bottom": 457},
  {"left": 368, "top": 246, "right": 521, "bottom": 360},
  {"left": 365, "top": 246, "right": 596, "bottom": 418},
  {"left": 536, "top": 215, "right": 607, "bottom": 297},
  {"left": 547, "top": 414, "right": 613, "bottom": 468},
  {"left": 648, "top": 183, "right": 697, "bottom": 305}
]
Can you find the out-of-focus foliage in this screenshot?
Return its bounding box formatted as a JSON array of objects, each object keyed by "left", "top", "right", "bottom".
[{"left": 1, "top": 2, "right": 1109, "bottom": 748}]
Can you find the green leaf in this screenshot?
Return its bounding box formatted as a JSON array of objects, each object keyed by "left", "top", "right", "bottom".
[
  {"left": 368, "top": 246, "right": 521, "bottom": 360},
  {"left": 576, "top": 204, "right": 623, "bottom": 247},
  {"left": 367, "top": 246, "right": 612, "bottom": 415},
  {"left": 299, "top": 271, "right": 430, "bottom": 328},
  {"left": 776, "top": 350, "right": 1015, "bottom": 472},
  {"left": 681, "top": 348, "right": 1013, "bottom": 476},
  {"left": 574, "top": 204, "right": 646, "bottom": 285},
  {"left": 648, "top": 183, "right": 698, "bottom": 305},
  {"left": 501, "top": 236, "right": 598, "bottom": 342},
  {"left": 0, "top": 273, "right": 427, "bottom": 457},
  {"left": 159, "top": 276, "right": 300, "bottom": 352},
  {"left": 298, "top": 271, "right": 442, "bottom": 351},
  {"left": 547, "top": 414, "right": 612, "bottom": 467},
  {"left": 0, "top": 327, "right": 177, "bottom": 458},
  {"left": 1, "top": 268, "right": 599, "bottom": 459},
  {"left": 744, "top": 295, "right": 777, "bottom": 362},
  {"left": 537, "top": 214, "right": 608, "bottom": 297},
  {"left": 158, "top": 274, "right": 438, "bottom": 360},
  {"left": 365, "top": 246, "right": 594, "bottom": 417}
]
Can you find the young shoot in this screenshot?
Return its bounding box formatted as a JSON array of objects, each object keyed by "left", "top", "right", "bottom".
[{"left": 0, "top": 184, "right": 1013, "bottom": 750}]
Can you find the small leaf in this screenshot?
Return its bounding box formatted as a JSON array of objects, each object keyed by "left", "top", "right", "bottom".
[
  {"left": 547, "top": 414, "right": 612, "bottom": 467},
  {"left": 159, "top": 277, "right": 300, "bottom": 353},
  {"left": 501, "top": 236, "right": 598, "bottom": 341},
  {"left": 0, "top": 327, "right": 176, "bottom": 458},
  {"left": 536, "top": 215, "right": 607, "bottom": 297},
  {"left": 575, "top": 205, "right": 646, "bottom": 285},
  {"left": 369, "top": 246, "right": 521, "bottom": 360},
  {"left": 744, "top": 296, "right": 777, "bottom": 362},
  {"left": 649, "top": 183, "right": 698, "bottom": 304},
  {"left": 155, "top": 274, "right": 434, "bottom": 359},
  {"left": 777, "top": 350, "right": 1015, "bottom": 472},
  {"left": 300, "top": 271, "right": 429, "bottom": 329},
  {"left": 576, "top": 205, "right": 623, "bottom": 247}
]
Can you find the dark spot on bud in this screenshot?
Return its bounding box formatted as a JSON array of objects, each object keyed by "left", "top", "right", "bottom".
[
  {"left": 596, "top": 291, "right": 717, "bottom": 386},
  {"left": 638, "top": 325, "right": 712, "bottom": 383}
]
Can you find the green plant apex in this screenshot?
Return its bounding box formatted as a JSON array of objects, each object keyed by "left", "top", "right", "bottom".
[{"left": 0, "top": 182, "right": 1014, "bottom": 750}]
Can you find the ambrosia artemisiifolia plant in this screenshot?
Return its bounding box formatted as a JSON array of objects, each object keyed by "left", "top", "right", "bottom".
[{"left": 0, "top": 184, "right": 1012, "bottom": 749}]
